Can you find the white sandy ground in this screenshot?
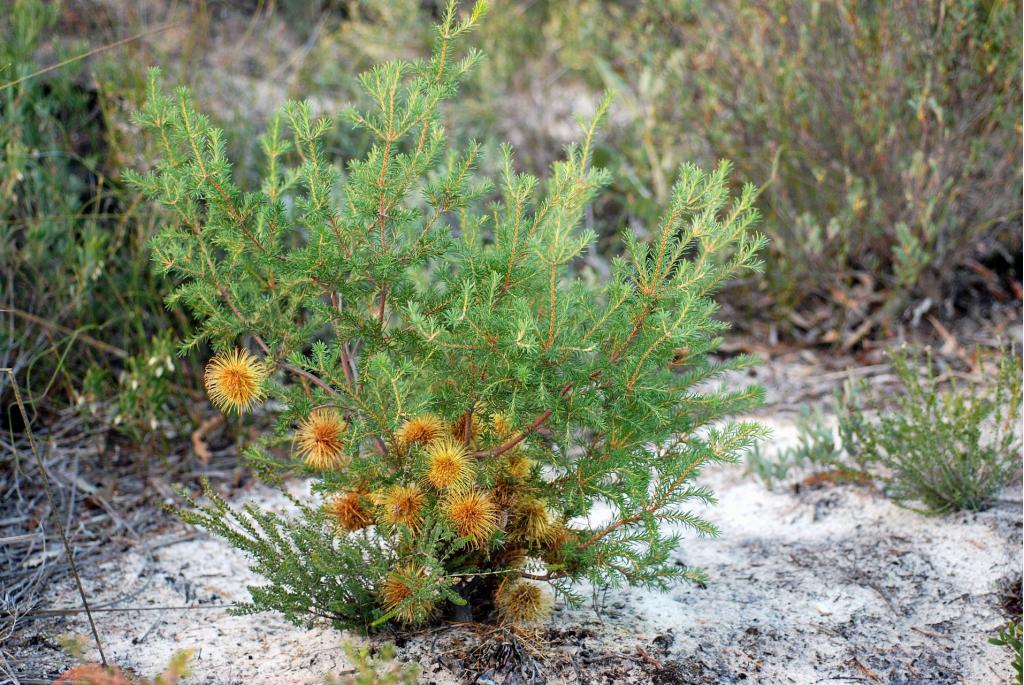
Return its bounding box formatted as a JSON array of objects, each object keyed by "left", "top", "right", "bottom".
[{"left": 16, "top": 416, "right": 1023, "bottom": 684}]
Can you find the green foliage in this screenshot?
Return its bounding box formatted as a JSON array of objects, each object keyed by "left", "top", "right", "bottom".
[
  {"left": 839, "top": 346, "right": 1022, "bottom": 514},
  {"left": 991, "top": 621, "right": 1023, "bottom": 685},
  {"left": 172, "top": 479, "right": 391, "bottom": 631},
  {"left": 131, "top": 1, "right": 766, "bottom": 630},
  {"left": 78, "top": 332, "right": 184, "bottom": 451},
  {"left": 327, "top": 642, "right": 420, "bottom": 685},
  {"left": 746, "top": 406, "right": 842, "bottom": 489},
  {"left": 300, "top": 1, "right": 560, "bottom": 173},
  {"left": 0, "top": 0, "right": 193, "bottom": 427}
]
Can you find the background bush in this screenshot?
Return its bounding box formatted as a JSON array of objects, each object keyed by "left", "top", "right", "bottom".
[
  {"left": 3, "top": 0, "right": 1020, "bottom": 432},
  {"left": 305, "top": 0, "right": 1023, "bottom": 340},
  {"left": 577, "top": 1, "right": 1022, "bottom": 331},
  {"left": 0, "top": 0, "right": 197, "bottom": 439},
  {"left": 5, "top": 0, "right": 1020, "bottom": 417}
]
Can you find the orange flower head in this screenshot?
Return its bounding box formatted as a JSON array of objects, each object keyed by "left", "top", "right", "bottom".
[
  {"left": 378, "top": 484, "right": 425, "bottom": 528},
  {"left": 380, "top": 563, "right": 436, "bottom": 624},
  {"left": 509, "top": 496, "right": 555, "bottom": 544},
  {"left": 296, "top": 409, "right": 348, "bottom": 471},
  {"left": 444, "top": 489, "right": 499, "bottom": 548},
  {"left": 491, "top": 412, "right": 513, "bottom": 438},
  {"left": 505, "top": 454, "right": 534, "bottom": 480},
  {"left": 203, "top": 349, "right": 267, "bottom": 414},
  {"left": 494, "top": 578, "right": 551, "bottom": 625},
  {"left": 424, "top": 438, "right": 475, "bottom": 492},
  {"left": 326, "top": 491, "right": 372, "bottom": 532},
  {"left": 395, "top": 414, "right": 445, "bottom": 449}
]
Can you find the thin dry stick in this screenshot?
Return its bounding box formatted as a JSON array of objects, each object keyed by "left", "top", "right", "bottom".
[
  {"left": 1, "top": 307, "right": 127, "bottom": 359},
  {"left": 0, "top": 22, "right": 180, "bottom": 93},
  {"left": 24, "top": 603, "right": 239, "bottom": 618},
  {"left": 3, "top": 369, "right": 107, "bottom": 666}
]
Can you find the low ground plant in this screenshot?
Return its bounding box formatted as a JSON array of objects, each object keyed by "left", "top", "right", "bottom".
[
  {"left": 132, "top": 2, "right": 766, "bottom": 631},
  {"left": 839, "top": 346, "right": 1022, "bottom": 514},
  {"left": 746, "top": 406, "right": 842, "bottom": 489},
  {"left": 327, "top": 642, "right": 420, "bottom": 685}
]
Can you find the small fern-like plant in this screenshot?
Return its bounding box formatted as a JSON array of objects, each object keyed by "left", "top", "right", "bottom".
[
  {"left": 128, "top": 1, "right": 766, "bottom": 630},
  {"left": 746, "top": 405, "right": 842, "bottom": 489}
]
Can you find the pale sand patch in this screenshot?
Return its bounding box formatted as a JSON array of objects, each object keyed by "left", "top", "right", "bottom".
[{"left": 31, "top": 416, "right": 1022, "bottom": 683}]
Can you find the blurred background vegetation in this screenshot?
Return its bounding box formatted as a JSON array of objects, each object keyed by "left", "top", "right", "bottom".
[{"left": 1, "top": 0, "right": 1020, "bottom": 431}]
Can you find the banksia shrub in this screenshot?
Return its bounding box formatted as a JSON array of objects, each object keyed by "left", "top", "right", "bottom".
[{"left": 130, "top": 1, "right": 766, "bottom": 631}]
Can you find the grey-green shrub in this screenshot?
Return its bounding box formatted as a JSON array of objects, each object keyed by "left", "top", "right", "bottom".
[
  {"left": 839, "top": 346, "right": 1022, "bottom": 514},
  {"left": 578, "top": 0, "right": 1022, "bottom": 324}
]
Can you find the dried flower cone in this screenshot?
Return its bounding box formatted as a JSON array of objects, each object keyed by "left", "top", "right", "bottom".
[
  {"left": 494, "top": 578, "right": 551, "bottom": 625},
  {"left": 296, "top": 409, "right": 348, "bottom": 471},
  {"left": 509, "top": 496, "right": 555, "bottom": 544},
  {"left": 203, "top": 349, "right": 267, "bottom": 414},
  {"left": 491, "top": 480, "right": 517, "bottom": 509},
  {"left": 326, "top": 491, "right": 372, "bottom": 532}
]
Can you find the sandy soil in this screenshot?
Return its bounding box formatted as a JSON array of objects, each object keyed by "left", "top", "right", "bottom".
[{"left": 11, "top": 415, "right": 1021, "bottom": 685}]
